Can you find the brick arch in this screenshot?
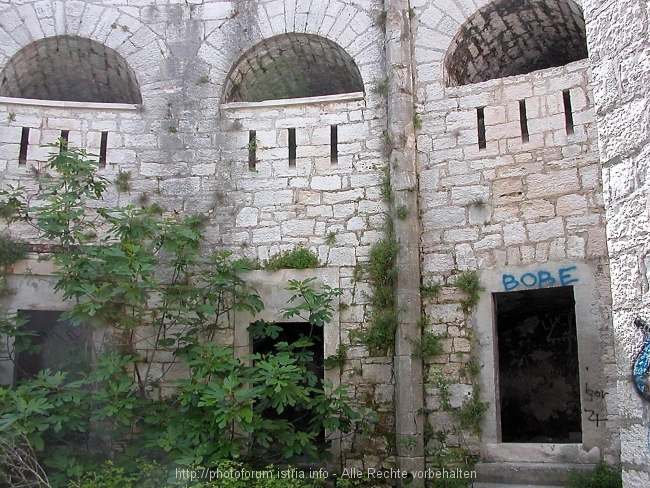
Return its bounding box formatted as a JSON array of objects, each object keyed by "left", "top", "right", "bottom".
[
  {"left": 198, "top": 0, "right": 381, "bottom": 103},
  {"left": 0, "top": 1, "right": 166, "bottom": 96},
  {"left": 0, "top": 35, "right": 141, "bottom": 104},
  {"left": 222, "top": 33, "right": 364, "bottom": 103},
  {"left": 444, "top": 0, "right": 588, "bottom": 87}
]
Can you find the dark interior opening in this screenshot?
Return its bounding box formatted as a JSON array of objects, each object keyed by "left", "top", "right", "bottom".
[
  {"left": 495, "top": 286, "right": 582, "bottom": 443},
  {"left": 445, "top": 0, "right": 588, "bottom": 86},
  {"left": 0, "top": 36, "right": 142, "bottom": 104},
  {"left": 223, "top": 33, "right": 363, "bottom": 103},
  {"left": 251, "top": 321, "right": 324, "bottom": 441},
  {"left": 14, "top": 310, "right": 90, "bottom": 383}
]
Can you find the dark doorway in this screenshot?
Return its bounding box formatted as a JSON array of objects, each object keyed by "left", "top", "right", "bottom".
[
  {"left": 251, "top": 321, "right": 325, "bottom": 438},
  {"left": 494, "top": 286, "right": 582, "bottom": 442},
  {"left": 14, "top": 310, "right": 90, "bottom": 383}
]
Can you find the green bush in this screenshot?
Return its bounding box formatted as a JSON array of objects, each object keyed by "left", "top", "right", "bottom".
[
  {"left": 0, "top": 234, "right": 28, "bottom": 265},
  {"left": 567, "top": 463, "right": 622, "bottom": 488},
  {"left": 0, "top": 147, "right": 374, "bottom": 487},
  {"left": 264, "top": 247, "right": 319, "bottom": 270}
]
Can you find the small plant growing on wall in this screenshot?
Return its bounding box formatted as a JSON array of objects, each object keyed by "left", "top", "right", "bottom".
[
  {"left": 413, "top": 106, "right": 422, "bottom": 130},
  {"left": 380, "top": 165, "right": 392, "bottom": 202},
  {"left": 0, "top": 235, "right": 28, "bottom": 267},
  {"left": 454, "top": 271, "right": 484, "bottom": 312},
  {"left": 263, "top": 247, "right": 319, "bottom": 270},
  {"left": 371, "top": 78, "right": 389, "bottom": 98},
  {"left": 114, "top": 170, "right": 131, "bottom": 193},
  {"left": 420, "top": 282, "right": 442, "bottom": 300},
  {"left": 351, "top": 237, "right": 399, "bottom": 355},
  {"left": 396, "top": 204, "right": 409, "bottom": 220},
  {"left": 411, "top": 330, "right": 444, "bottom": 358}
]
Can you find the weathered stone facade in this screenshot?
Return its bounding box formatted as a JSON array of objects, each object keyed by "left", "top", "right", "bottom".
[{"left": 0, "top": 0, "right": 647, "bottom": 486}]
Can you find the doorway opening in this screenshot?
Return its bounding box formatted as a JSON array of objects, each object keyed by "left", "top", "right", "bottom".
[
  {"left": 251, "top": 321, "right": 325, "bottom": 442},
  {"left": 14, "top": 310, "right": 90, "bottom": 383},
  {"left": 494, "top": 286, "right": 581, "bottom": 443}
]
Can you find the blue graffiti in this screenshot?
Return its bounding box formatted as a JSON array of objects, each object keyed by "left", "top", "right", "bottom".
[
  {"left": 502, "top": 266, "right": 579, "bottom": 291},
  {"left": 632, "top": 317, "right": 650, "bottom": 452}
]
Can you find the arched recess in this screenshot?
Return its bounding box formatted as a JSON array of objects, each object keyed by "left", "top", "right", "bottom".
[
  {"left": 445, "top": 0, "right": 588, "bottom": 87},
  {"left": 0, "top": 36, "right": 142, "bottom": 104},
  {"left": 223, "top": 33, "right": 363, "bottom": 103}
]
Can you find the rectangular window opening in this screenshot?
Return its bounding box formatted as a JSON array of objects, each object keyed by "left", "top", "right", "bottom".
[
  {"left": 330, "top": 125, "right": 338, "bottom": 164},
  {"left": 288, "top": 128, "right": 296, "bottom": 167},
  {"left": 99, "top": 132, "right": 108, "bottom": 168},
  {"left": 519, "top": 100, "right": 529, "bottom": 143},
  {"left": 494, "top": 286, "right": 582, "bottom": 443},
  {"left": 477, "top": 107, "right": 486, "bottom": 150},
  {"left": 248, "top": 130, "right": 256, "bottom": 171},
  {"left": 563, "top": 90, "right": 575, "bottom": 135},
  {"left": 59, "top": 130, "right": 70, "bottom": 152},
  {"left": 19, "top": 127, "right": 29, "bottom": 165},
  {"left": 14, "top": 310, "right": 91, "bottom": 384},
  {"left": 251, "top": 321, "right": 325, "bottom": 449}
]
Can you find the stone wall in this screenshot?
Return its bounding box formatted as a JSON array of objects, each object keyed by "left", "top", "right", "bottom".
[
  {"left": 0, "top": 0, "right": 399, "bottom": 475},
  {"left": 583, "top": 0, "right": 650, "bottom": 485},
  {"left": 0, "top": 0, "right": 630, "bottom": 482}
]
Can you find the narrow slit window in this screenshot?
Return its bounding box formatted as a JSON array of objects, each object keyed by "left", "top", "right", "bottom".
[
  {"left": 99, "top": 132, "right": 108, "bottom": 167},
  {"left": 59, "top": 130, "right": 69, "bottom": 152},
  {"left": 477, "top": 107, "right": 486, "bottom": 149},
  {"left": 330, "top": 125, "right": 338, "bottom": 164},
  {"left": 563, "top": 90, "right": 575, "bottom": 135},
  {"left": 19, "top": 127, "right": 29, "bottom": 165},
  {"left": 519, "top": 100, "right": 529, "bottom": 143},
  {"left": 248, "top": 130, "right": 256, "bottom": 171},
  {"left": 288, "top": 128, "right": 296, "bottom": 167}
]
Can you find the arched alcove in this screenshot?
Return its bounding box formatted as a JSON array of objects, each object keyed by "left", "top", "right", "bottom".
[
  {"left": 223, "top": 33, "right": 363, "bottom": 103},
  {"left": 445, "top": 0, "right": 588, "bottom": 87},
  {"left": 0, "top": 36, "right": 142, "bottom": 104}
]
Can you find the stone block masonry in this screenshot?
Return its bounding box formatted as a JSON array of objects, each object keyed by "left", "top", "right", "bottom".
[{"left": 0, "top": 0, "right": 636, "bottom": 484}]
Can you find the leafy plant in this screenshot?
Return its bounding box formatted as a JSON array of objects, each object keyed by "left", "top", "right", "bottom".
[
  {"left": 352, "top": 238, "right": 398, "bottom": 355},
  {"left": 379, "top": 165, "right": 392, "bottom": 202},
  {"left": 264, "top": 247, "right": 319, "bottom": 270},
  {"left": 371, "top": 79, "right": 389, "bottom": 98},
  {"left": 468, "top": 197, "right": 485, "bottom": 208},
  {"left": 413, "top": 107, "right": 422, "bottom": 130},
  {"left": 324, "top": 344, "right": 347, "bottom": 369},
  {"left": 0, "top": 147, "right": 372, "bottom": 485},
  {"left": 381, "top": 131, "right": 394, "bottom": 154},
  {"left": 325, "top": 231, "right": 337, "bottom": 246},
  {"left": 420, "top": 282, "right": 442, "bottom": 300},
  {"left": 567, "top": 462, "right": 622, "bottom": 488},
  {"left": 396, "top": 204, "right": 409, "bottom": 220},
  {"left": 453, "top": 387, "right": 489, "bottom": 435},
  {"left": 376, "top": 10, "right": 387, "bottom": 27},
  {"left": 454, "top": 271, "right": 484, "bottom": 312},
  {"left": 114, "top": 170, "right": 131, "bottom": 193},
  {"left": 462, "top": 360, "right": 482, "bottom": 378},
  {"left": 0, "top": 234, "right": 28, "bottom": 266},
  {"left": 196, "top": 75, "right": 210, "bottom": 84},
  {"left": 411, "top": 331, "right": 444, "bottom": 358}
]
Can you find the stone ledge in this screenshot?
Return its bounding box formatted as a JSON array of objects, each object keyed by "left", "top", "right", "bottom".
[
  {"left": 222, "top": 91, "right": 365, "bottom": 110},
  {"left": 0, "top": 96, "right": 140, "bottom": 111}
]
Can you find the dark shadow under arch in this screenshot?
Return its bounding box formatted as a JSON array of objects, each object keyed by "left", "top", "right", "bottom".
[
  {"left": 0, "top": 35, "right": 142, "bottom": 104},
  {"left": 223, "top": 33, "right": 363, "bottom": 103},
  {"left": 445, "top": 0, "right": 588, "bottom": 87}
]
